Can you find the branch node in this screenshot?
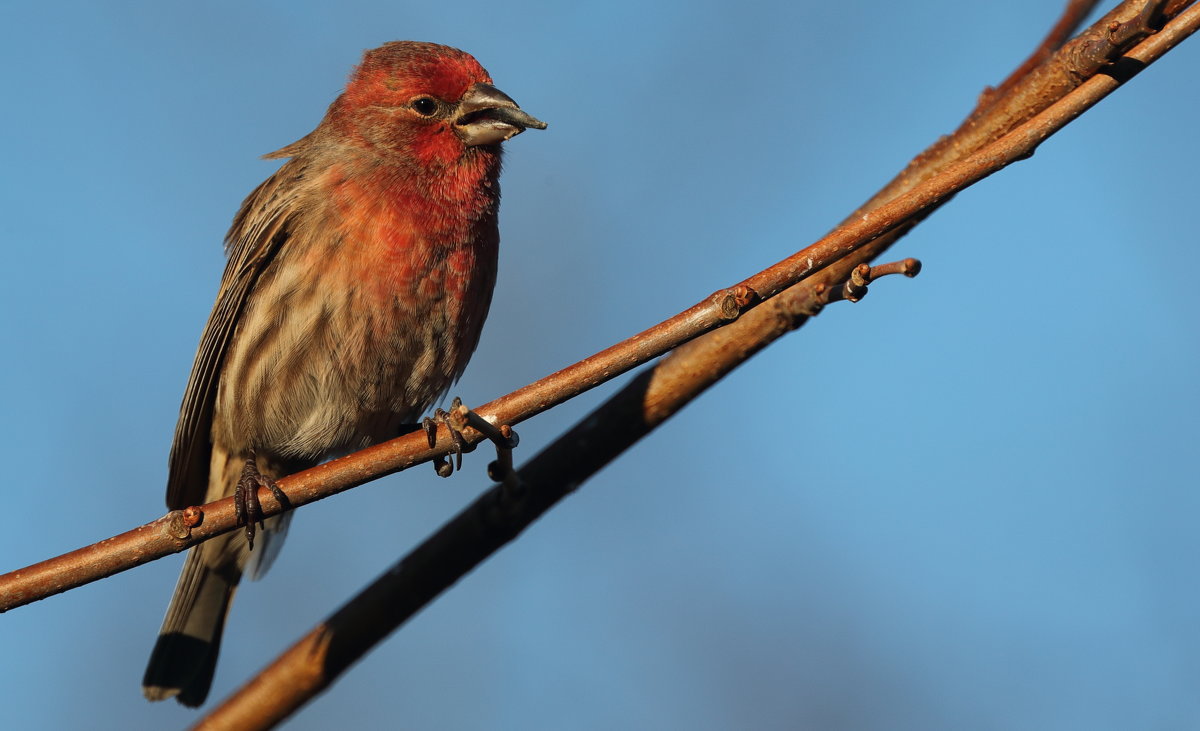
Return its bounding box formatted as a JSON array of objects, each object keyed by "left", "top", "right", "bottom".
[
  {"left": 1073, "top": 0, "right": 1166, "bottom": 78},
  {"left": 165, "top": 510, "right": 193, "bottom": 541},
  {"left": 716, "top": 285, "right": 758, "bottom": 321},
  {"left": 732, "top": 284, "right": 758, "bottom": 308},
  {"left": 815, "top": 280, "right": 852, "bottom": 305},
  {"left": 1108, "top": 0, "right": 1167, "bottom": 46},
  {"left": 181, "top": 506, "right": 204, "bottom": 529},
  {"left": 820, "top": 257, "right": 923, "bottom": 305},
  {"left": 461, "top": 410, "right": 519, "bottom": 451}
]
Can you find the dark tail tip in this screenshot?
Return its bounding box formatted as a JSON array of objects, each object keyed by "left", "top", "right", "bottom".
[{"left": 142, "top": 632, "right": 222, "bottom": 707}]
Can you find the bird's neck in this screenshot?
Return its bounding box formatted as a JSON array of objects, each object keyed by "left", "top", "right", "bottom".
[{"left": 314, "top": 148, "right": 501, "bottom": 298}]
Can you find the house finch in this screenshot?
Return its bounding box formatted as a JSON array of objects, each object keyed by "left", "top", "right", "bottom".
[{"left": 142, "top": 41, "right": 545, "bottom": 706}]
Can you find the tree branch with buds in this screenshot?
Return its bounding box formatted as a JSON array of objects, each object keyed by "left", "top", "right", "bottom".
[{"left": 0, "top": 0, "right": 1196, "bottom": 727}]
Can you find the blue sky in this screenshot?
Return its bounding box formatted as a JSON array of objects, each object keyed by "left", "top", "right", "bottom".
[{"left": 2, "top": 1, "right": 1198, "bottom": 729}]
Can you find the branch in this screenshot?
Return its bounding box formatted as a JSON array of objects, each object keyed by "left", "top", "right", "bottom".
[
  {"left": 189, "top": 1, "right": 1200, "bottom": 728},
  {"left": 0, "top": 0, "right": 1188, "bottom": 615},
  {"left": 988, "top": 0, "right": 1101, "bottom": 103}
]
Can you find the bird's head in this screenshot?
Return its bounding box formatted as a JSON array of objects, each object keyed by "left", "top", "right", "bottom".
[{"left": 322, "top": 41, "right": 547, "bottom": 168}]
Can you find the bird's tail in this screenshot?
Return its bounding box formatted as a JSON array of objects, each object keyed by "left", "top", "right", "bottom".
[
  {"left": 144, "top": 448, "right": 295, "bottom": 706},
  {"left": 142, "top": 537, "right": 241, "bottom": 707}
]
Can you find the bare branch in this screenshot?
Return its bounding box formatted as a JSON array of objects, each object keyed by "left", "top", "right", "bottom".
[
  {"left": 988, "top": 0, "right": 1102, "bottom": 104},
  {"left": 2, "top": 0, "right": 1191, "bottom": 616},
  {"left": 187, "top": 2, "right": 1200, "bottom": 727}
]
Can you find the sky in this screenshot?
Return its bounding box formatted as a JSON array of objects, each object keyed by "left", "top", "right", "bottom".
[{"left": 1, "top": 1, "right": 1198, "bottom": 729}]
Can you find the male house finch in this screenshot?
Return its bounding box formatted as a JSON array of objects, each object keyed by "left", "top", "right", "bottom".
[{"left": 143, "top": 41, "right": 545, "bottom": 706}]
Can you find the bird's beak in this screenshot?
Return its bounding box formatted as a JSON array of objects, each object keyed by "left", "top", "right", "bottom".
[{"left": 454, "top": 82, "right": 547, "bottom": 147}]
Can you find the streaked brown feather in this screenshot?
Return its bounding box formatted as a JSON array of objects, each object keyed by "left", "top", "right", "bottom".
[{"left": 165, "top": 159, "right": 310, "bottom": 509}]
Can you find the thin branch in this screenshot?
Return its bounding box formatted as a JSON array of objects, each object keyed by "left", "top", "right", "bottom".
[
  {"left": 987, "top": 0, "right": 1102, "bottom": 104},
  {"left": 0, "top": 0, "right": 1189, "bottom": 615},
  {"left": 190, "top": 2, "right": 1200, "bottom": 727},
  {"left": 865, "top": 0, "right": 1166, "bottom": 219}
]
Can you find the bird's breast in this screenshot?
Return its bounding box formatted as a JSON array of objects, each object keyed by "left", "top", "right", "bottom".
[{"left": 217, "top": 163, "right": 500, "bottom": 460}]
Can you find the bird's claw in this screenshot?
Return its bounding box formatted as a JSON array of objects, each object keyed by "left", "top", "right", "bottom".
[
  {"left": 234, "top": 452, "right": 287, "bottom": 551},
  {"left": 423, "top": 403, "right": 468, "bottom": 477},
  {"left": 422, "top": 398, "right": 519, "bottom": 481}
]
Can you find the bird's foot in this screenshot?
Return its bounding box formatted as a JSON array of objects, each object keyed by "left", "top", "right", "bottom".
[
  {"left": 422, "top": 397, "right": 519, "bottom": 482},
  {"left": 234, "top": 451, "right": 289, "bottom": 551}
]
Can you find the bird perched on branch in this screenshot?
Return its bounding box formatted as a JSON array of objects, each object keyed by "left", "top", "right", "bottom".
[{"left": 143, "top": 41, "right": 545, "bottom": 706}]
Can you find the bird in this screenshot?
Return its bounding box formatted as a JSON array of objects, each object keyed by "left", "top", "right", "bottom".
[{"left": 142, "top": 40, "right": 545, "bottom": 706}]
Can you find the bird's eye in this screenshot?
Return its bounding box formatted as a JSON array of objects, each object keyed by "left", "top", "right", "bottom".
[{"left": 410, "top": 97, "right": 438, "bottom": 116}]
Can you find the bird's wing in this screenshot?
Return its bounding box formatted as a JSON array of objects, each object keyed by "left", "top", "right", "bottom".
[{"left": 165, "top": 160, "right": 308, "bottom": 509}]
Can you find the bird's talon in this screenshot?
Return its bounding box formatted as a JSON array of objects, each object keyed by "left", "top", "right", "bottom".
[
  {"left": 263, "top": 476, "right": 290, "bottom": 513},
  {"left": 422, "top": 416, "right": 438, "bottom": 449},
  {"left": 452, "top": 431, "right": 467, "bottom": 471},
  {"left": 425, "top": 402, "right": 476, "bottom": 477},
  {"left": 234, "top": 453, "right": 288, "bottom": 551}
]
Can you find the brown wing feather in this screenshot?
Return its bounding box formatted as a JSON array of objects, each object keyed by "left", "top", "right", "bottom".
[{"left": 165, "top": 158, "right": 308, "bottom": 509}]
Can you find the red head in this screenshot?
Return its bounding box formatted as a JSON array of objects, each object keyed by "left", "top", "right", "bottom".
[{"left": 311, "top": 41, "right": 546, "bottom": 169}]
